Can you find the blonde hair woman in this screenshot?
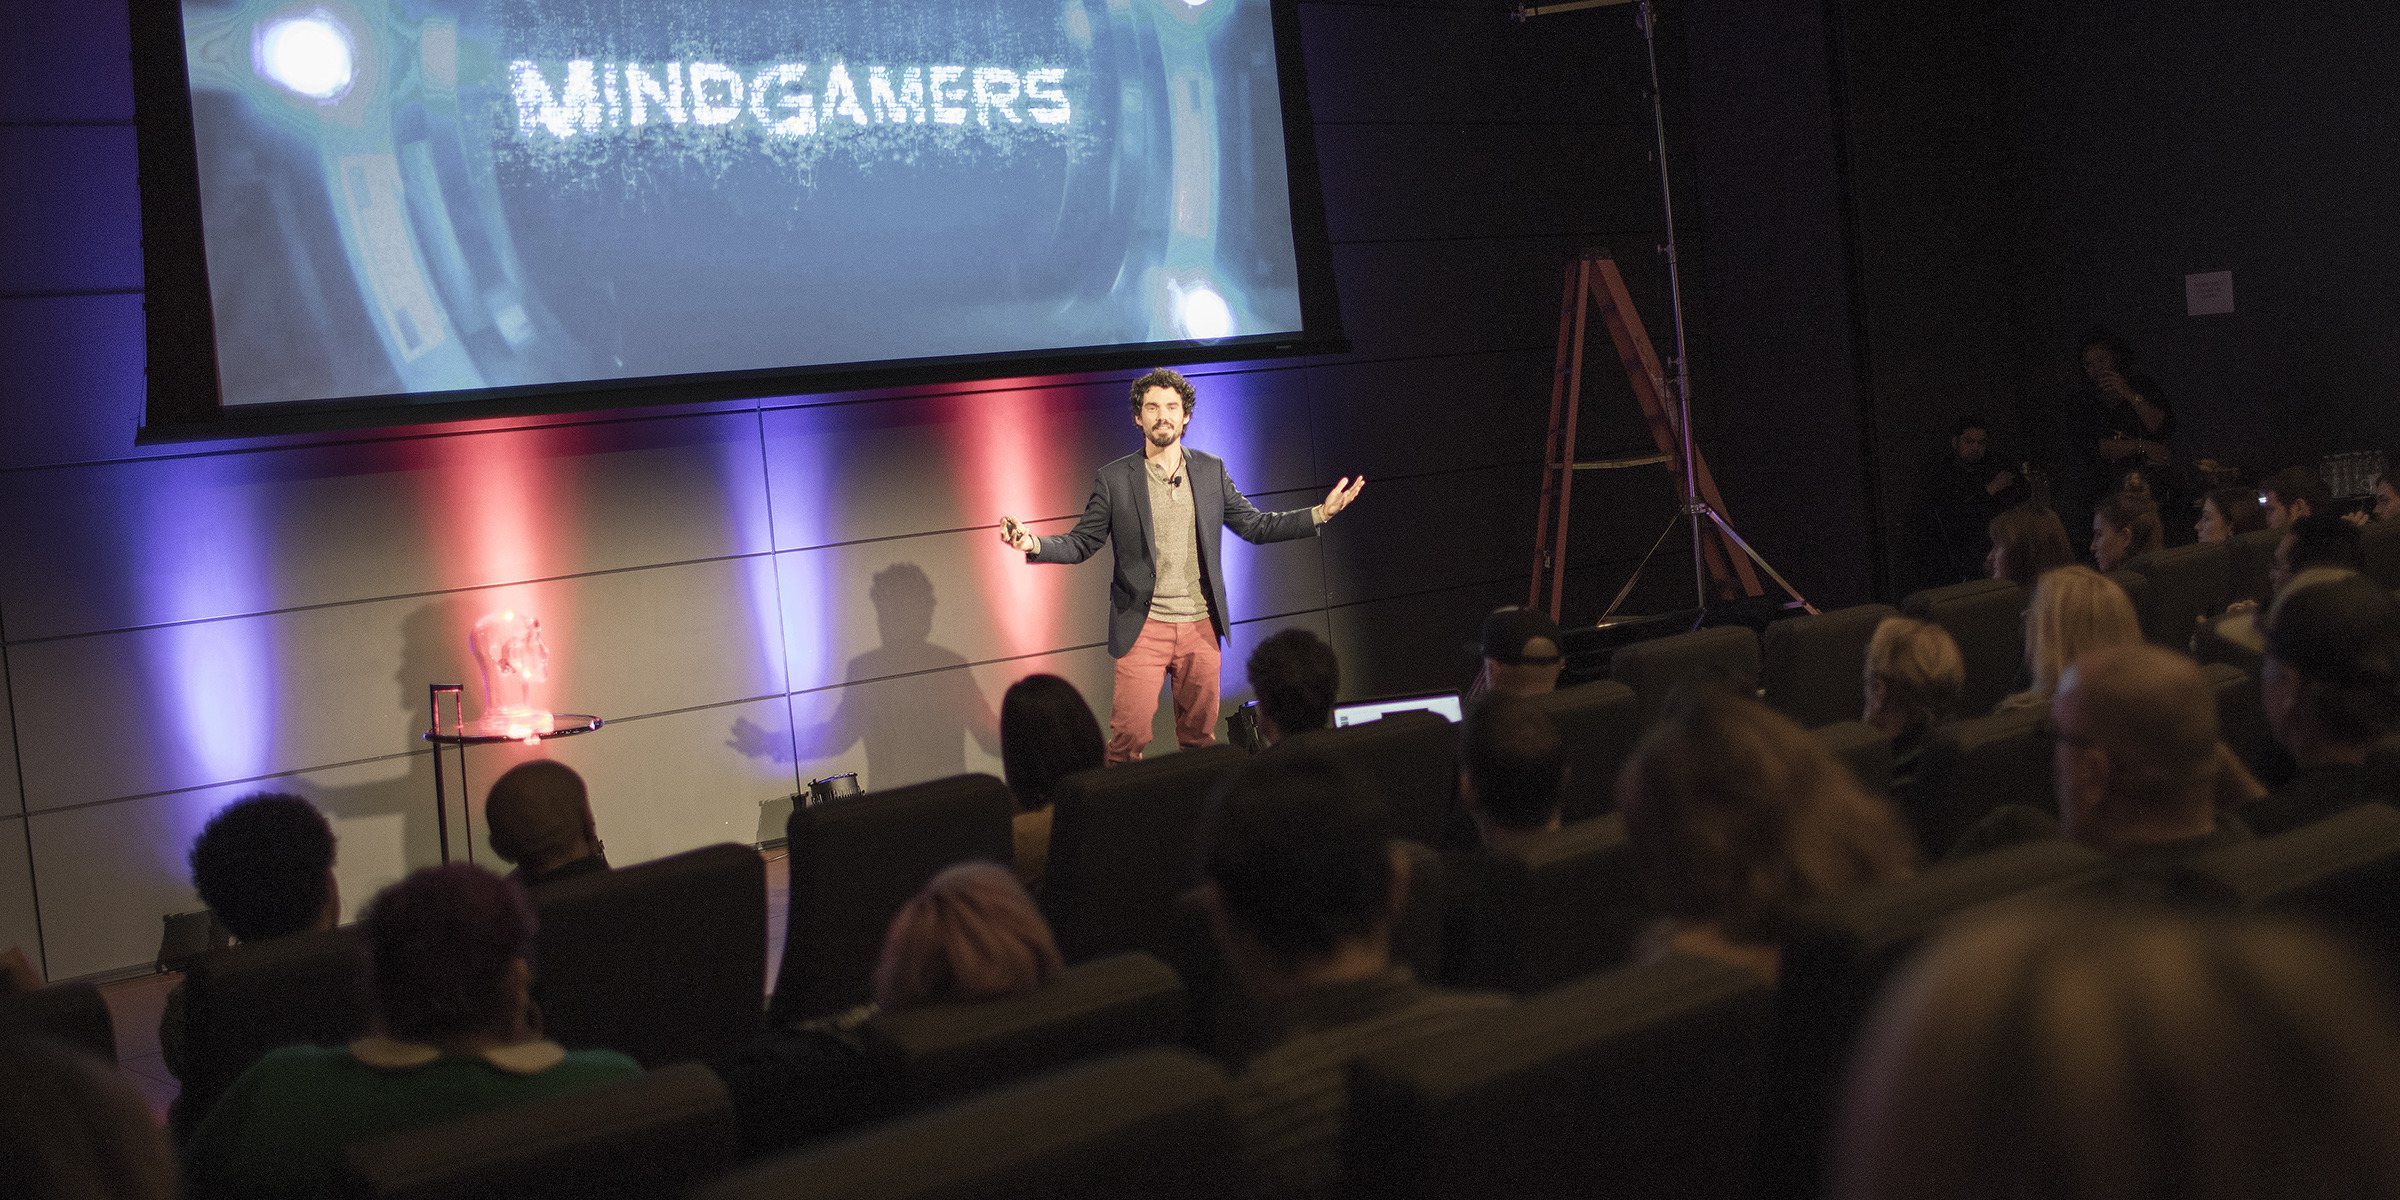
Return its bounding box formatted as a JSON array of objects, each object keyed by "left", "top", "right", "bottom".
[{"left": 1999, "top": 566, "right": 2141, "bottom": 711}]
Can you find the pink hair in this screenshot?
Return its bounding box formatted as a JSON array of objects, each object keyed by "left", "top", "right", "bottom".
[{"left": 872, "top": 861, "right": 1064, "bottom": 1010}]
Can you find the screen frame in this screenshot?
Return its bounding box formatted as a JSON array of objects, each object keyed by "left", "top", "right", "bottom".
[{"left": 128, "top": 0, "right": 1347, "bottom": 443}]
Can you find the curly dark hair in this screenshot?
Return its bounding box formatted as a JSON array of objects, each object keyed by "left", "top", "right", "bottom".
[
  {"left": 362, "top": 864, "right": 535, "bottom": 1043},
  {"left": 1128, "top": 367, "right": 1196, "bottom": 418},
  {"left": 189, "top": 793, "right": 335, "bottom": 942}
]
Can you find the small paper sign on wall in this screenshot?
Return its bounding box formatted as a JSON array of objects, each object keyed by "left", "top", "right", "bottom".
[{"left": 2186, "top": 270, "right": 2234, "bottom": 315}]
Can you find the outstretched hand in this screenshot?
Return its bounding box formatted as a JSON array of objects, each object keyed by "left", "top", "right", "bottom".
[
  {"left": 998, "top": 516, "right": 1037, "bottom": 553},
  {"left": 1319, "top": 476, "right": 1366, "bottom": 521}
]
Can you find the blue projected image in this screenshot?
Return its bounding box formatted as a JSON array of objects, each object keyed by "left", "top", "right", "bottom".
[{"left": 177, "top": 0, "right": 1308, "bottom": 409}]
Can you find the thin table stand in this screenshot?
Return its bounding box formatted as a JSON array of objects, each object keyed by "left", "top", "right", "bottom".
[{"left": 423, "top": 683, "right": 602, "bottom": 863}]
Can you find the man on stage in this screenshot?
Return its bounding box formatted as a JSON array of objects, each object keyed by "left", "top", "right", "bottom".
[{"left": 999, "top": 368, "right": 1364, "bottom": 762}]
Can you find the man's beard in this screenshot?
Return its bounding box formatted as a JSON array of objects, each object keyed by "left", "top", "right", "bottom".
[{"left": 1149, "top": 423, "right": 1180, "bottom": 447}]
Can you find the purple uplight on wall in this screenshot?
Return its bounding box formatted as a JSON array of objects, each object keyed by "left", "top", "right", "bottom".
[{"left": 134, "top": 466, "right": 280, "bottom": 784}]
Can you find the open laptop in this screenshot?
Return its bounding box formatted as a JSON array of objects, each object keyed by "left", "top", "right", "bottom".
[{"left": 1332, "top": 690, "right": 1465, "bottom": 728}]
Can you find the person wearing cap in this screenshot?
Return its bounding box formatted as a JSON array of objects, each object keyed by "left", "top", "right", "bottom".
[{"left": 1470, "top": 606, "right": 1565, "bottom": 701}]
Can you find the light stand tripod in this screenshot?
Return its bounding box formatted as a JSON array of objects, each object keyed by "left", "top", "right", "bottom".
[{"left": 1515, "top": 0, "right": 1812, "bottom": 621}]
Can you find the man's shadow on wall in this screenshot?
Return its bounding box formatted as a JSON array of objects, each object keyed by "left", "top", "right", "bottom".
[{"left": 727, "top": 562, "right": 999, "bottom": 794}]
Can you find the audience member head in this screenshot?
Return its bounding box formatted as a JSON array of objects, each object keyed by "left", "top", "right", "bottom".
[
  {"left": 361, "top": 863, "right": 537, "bottom": 1048},
  {"left": 998, "top": 674, "right": 1105, "bottom": 812},
  {"left": 2197, "top": 484, "right": 2266, "bottom": 544},
  {"left": 2263, "top": 465, "right": 2333, "bottom": 530},
  {"left": 1458, "top": 694, "right": 1567, "bottom": 849},
  {"left": 1246, "top": 628, "right": 1340, "bottom": 744},
  {"left": 0, "top": 1035, "right": 179, "bottom": 1200},
  {"left": 2262, "top": 571, "right": 2400, "bottom": 761},
  {"left": 1862, "top": 617, "right": 1965, "bottom": 738},
  {"left": 2009, "top": 566, "right": 2142, "bottom": 709},
  {"left": 483, "top": 760, "right": 601, "bottom": 880},
  {"left": 1615, "top": 688, "right": 1916, "bottom": 979},
  {"left": 1948, "top": 415, "right": 1990, "bottom": 466},
  {"left": 1200, "top": 752, "right": 1402, "bottom": 996},
  {"left": 1832, "top": 900, "right": 2400, "bottom": 1200},
  {"left": 189, "top": 792, "right": 338, "bottom": 943},
  {"left": 2076, "top": 327, "right": 2134, "bottom": 384},
  {"left": 2090, "top": 492, "right": 2162, "bottom": 572},
  {"left": 2050, "top": 644, "right": 2221, "bottom": 851},
  {"left": 871, "top": 861, "right": 1063, "bottom": 1011},
  {"left": 2371, "top": 469, "right": 2400, "bottom": 523},
  {"left": 1985, "top": 504, "right": 2077, "bottom": 588},
  {"left": 1477, "top": 606, "right": 1565, "bottom": 698},
  {"left": 2273, "top": 514, "right": 2365, "bottom": 597}
]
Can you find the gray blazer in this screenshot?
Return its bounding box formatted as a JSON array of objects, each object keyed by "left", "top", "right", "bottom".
[{"left": 1028, "top": 447, "right": 1318, "bottom": 657}]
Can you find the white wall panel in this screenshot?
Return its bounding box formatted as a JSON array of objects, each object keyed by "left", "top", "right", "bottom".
[
  {"left": 0, "top": 818, "right": 37, "bottom": 979},
  {"left": 29, "top": 749, "right": 456, "bottom": 981},
  {"left": 760, "top": 382, "right": 1129, "bottom": 550},
  {"left": 774, "top": 527, "right": 1116, "bottom": 697},
  {"left": 0, "top": 410, "right": 775, "bottom": 641},
  {"left": 13, "top": 555, "right": 786, "bottom": 813},
  {"left": 783, "top": 644, "right": 1121, "bottom": 795}
]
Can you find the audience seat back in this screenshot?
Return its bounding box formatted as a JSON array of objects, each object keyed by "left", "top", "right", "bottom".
[
  {"left": 1160, "top": 842, "right": 1446, "bottom": 1065},
  {"left": 772, "top": 774, "right": 1015, "bottom": 1023},
  {"left": 2367, "top": 729, "right": 2400, "bottom": 796},
  {"left": 1274, "top": 711, "right": 1457, "bottom": 847},
  {"left": 533, "top": 843, "right": 765, "bottom": 1069},
  {"left": 1761, "top": 603, "right": 1898, "bottom": 730},
  {"left": 1811, "top": 721, "right": 1895, "bottom": 804},
  {"left": 1344, "top": 954, "right": 1773, "bottom": 1200},
  {"left": 1608, "top": 625, "right": 1761, "bottom": 726},
  {"left": 176, "top": 927, "right": 368, "bottom": 1139},
  {"left": 1040, "top": 745, "right": 1245, "bottom": 963},
  {"left": 334, "top": 1061, "right": 736, "bottom": 1200},
  {"left": 1445, "top": 815, "right": 1646, "bottom": 995},
  {"left": 864, "top": 951, "right": 1185, "bottom": 1106},
  {"left": 692, "top": 1049, "right": 1235, "bottom": 1200},
  {"left": 1901, "top": 703, "right": 2052, "bottom": 856},
  {"left": 0, "top": 981, "right": 115, "bottom": 1062},
  {"left": 2126, "top": 542, "right": 2232, "bottom": 645},
  {"left": 1899, "top": 578, "right": 2027, "bottom": 717},
  {"left": 1526, "top": 680, "right": 1640, "bottom": 823},
  {"left": 2105, "top": 568, "right": 2155, "bottom": 639},
  {"left": 1753, "top": 839, "right": 2112, "bottom": 1200},
  {"left": 2363, "top": 519, "right": 2400, "bottom": 591},
  {"left": 2224, "top": 527, "right": 2282, "bottom": 607},
  {"left": 2201, "top": 662, "right": 2271, "bottom": 779},
  {"left": 2179, "top": 803, "right": 2400, "bottom": 976}
]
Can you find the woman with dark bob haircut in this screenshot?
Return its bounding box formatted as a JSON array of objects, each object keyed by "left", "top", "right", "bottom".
[
  {"left": 1834, "top": 900, "right": 2400, "bottom": 1200},
  {"left": 184, "top": 864, "right": 640, "bottom": 1200},
  {"left": 999, "top": 673, "right": 1106, "bottom": 893}
]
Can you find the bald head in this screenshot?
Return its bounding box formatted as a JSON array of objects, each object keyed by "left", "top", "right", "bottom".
[
  {"left": 484, "top": 760, "right": 599, "bottom": 876},
  {"left": 2053, "top": 644, "right": 2221, "bottom": 848}
]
